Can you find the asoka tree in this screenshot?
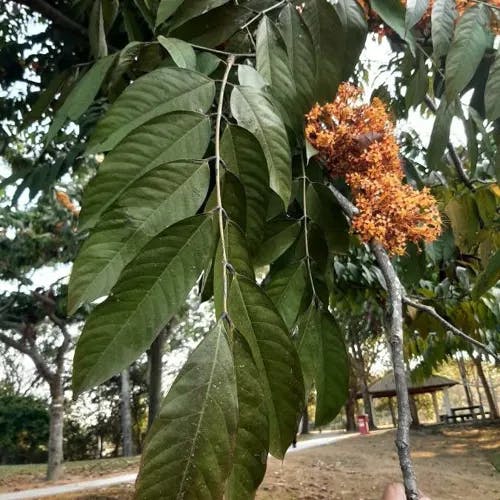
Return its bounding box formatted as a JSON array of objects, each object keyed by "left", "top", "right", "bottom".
[{"left": 3, "top": 0, "right": 500, "bottom": 498}]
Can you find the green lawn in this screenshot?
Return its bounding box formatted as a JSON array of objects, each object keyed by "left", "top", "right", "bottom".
[{"left": 0, "top": 455, "right": 140, "bottom": 488}]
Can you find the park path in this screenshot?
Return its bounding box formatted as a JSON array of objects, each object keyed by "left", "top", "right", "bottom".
[{"left": 0, "top": 432, "right": 354, "bottom": 499}]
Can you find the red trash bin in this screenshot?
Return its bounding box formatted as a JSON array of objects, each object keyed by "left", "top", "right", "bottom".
[{"left": 357, "top": 414, "right": 369, "bottom": 435}]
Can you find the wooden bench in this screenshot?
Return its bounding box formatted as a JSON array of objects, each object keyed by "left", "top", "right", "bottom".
[{"left": 439, "top": 405, "right": 490, "bottom": 423}]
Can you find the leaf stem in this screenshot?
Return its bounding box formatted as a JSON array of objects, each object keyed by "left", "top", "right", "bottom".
[
  {"left": 215, "top": 55, "right": 236, "bottom": 326},
  {"left": 240, "top": 0, "right": 287, "bottom": 30},
  {"left": 301, "top": 161, "right": 318, "bottom": 300},
  {"left": 189, "top": 43, "right": 255, "bottom": 58}
]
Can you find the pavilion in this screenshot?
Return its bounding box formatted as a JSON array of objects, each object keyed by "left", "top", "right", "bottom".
[{"left": 367, "top": 372, "right": 459, "bottom": 426}]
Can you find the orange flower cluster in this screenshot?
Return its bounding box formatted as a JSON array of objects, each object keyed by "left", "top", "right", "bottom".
[
  {"left": 55, "top": 190, "right": 80, "bottom": 216},
  {"left": 305, "top": 83, "right": 441, "bottom": 255},
  {"left": 358, "top": 0, "right": 500, "bottom": 36}
]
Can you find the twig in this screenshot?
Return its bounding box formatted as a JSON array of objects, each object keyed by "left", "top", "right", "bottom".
[
  {"left": 371, "top": 243, "right": 420, "bottom": 500},
  {"left": 214, "top": 55, "right": 235, "bottom": 324},
  {"left": 403, "top": 297, "right": 499, "bottom": 362},
  {"left": 240, "top": 0, "right": 287, "bottom": 30},
  {"left": 189, "top": 44, "right": 255, "bottom": 58},
  {"left": 424, "top": 95, "right": 475, "bottom": 191},
  {"left": 0, "top": 330, "right": 55, "bottom": 382}
]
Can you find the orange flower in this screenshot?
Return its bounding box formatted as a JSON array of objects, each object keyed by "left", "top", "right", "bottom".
[
  {"left": 305, "top": 83, "right": 441, "bottom": 256},
  {"left": 55, "top": 190, "right": 80, "bottom": 216}
]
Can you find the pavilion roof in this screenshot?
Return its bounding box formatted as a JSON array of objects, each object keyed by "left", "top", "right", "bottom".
[{"left": 368, "top": 372, "right": 459, "bottom": 398}]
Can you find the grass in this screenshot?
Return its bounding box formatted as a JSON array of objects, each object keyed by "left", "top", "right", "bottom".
[{"left": 0, "top": 455, "right": 140, "bottom": 487}]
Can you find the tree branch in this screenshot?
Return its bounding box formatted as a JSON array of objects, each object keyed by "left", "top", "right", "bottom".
[
  {"left": 424, "top": 95, "right": 475, "bottom": 191},
  {"left": 370, "top": 243, "right": 419, "bottom": 500},
  {"left": 403, "top": 297, "right": 499, "bottom": 362},
  {"left": 11, "top": 0, "right": 88, "bottom": 38},
  {"left": 0, "top": 330, "right": 55, "bottom": 382}
]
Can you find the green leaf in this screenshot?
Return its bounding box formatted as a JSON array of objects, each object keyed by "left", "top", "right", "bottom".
[
  {"left": 45, "top": 55, "right": 116, "bottom": 145},
  {"left": 170, "top": 5, "right": 253, "bottom": 48},
  {"left": 226, "top": 332, "right": 269, "bottom": 500},
  {"left": 156, "top": 0, "right": 183, "bottom": 27},
  {"left": 73, "top": 214, "right": 216, "bottom": 394},
  {"left": 89, "top": 0, "right": 108, "bottom": 59},
  {"left": 256, "top": 16, "right": 298, "bottom": 130},
  {"left": 68, "top": 161, "right": 210, "bottom": 313},
  {"left": 230, "top": 86, "right": 292, "bottom": 207},
  {"left": 333, "top": 0, "right": 368, "bottom": 84},
  {"left": 306, "top": 183, "right": 350, "bottom": 254},
  {"left": 300, "top": 0, "right": 367, "bottom": 103},
  {"left": 196, "top": 52, "right": 221, "bottom": 75},
  {"left": 158, "top": 36, "right": 197, "bottom": 69},
  {"left": 445, "top": 5, "right": 492, "bottom": 101},
  {"left": 23, "top": 71, "right": 68, "bottom": 127},
  {"left": 485, "top": 49, "right": 500, "bottom": 121},
  {"left": 472, "top": 250, "right": 500, "bottom": 300},
  {"left": 254, "top": 219, "right": 301, "bottom": 267},
  {"left": 370, "top": 0, "right": 416, "bottom": 53},
  {"left": 297, "top": 305, "right": 349, "bottom": 426},
  {"left": 427, "top": 98, "right": 454, "bottom": 168},
  {"left": 277, "top": 4, "right": 316, "bottom": 114},
  {"left": 405, "top": 0, "right": 429, "bottom": 32},
  {"left": 221, "top": 125, "right": 270, "bottom": 253},
  {"left": 167, "top": 0, "right": 229, "bottom": 32},
  {"left": 133, "top": 0, "right": 155, "bottom": 29},
  {"left": 445, "top": 195, "right": 481, "bottom": 253},
  {"left": 88, "top": 67, "right": 215, "bottom": 153},
  {"left": 135, "top": 322, "right": 238, "bottom": 500},
  {"left": 79, "top": 111, "right": 211, "bottom": 231},
  {"left": 238, "top": 64, "right": 267, "bottom": 89},
  {"left": 228, "top": 277, "right": 304, "bottom": 458},
  {"left": 264, "top": 262, "right": 308, "bottom": 329},
  {"left": 405, "top": 55, "right": 428, "bottom": 109},
  {"left": 431, "top": 0, "right": 457, "bottom": 60}
]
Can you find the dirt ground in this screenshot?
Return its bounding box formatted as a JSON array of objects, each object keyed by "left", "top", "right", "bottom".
[
  {"left": 2, "top": 424, "right": 499, "bottom": 500},
  {"left": 256, "top": 426, "right": 500, "bottom": 500}
]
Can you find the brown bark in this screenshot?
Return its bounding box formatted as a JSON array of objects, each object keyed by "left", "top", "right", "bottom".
[{"left": 473, "top": 356, "right": 499, "bottom": 419}]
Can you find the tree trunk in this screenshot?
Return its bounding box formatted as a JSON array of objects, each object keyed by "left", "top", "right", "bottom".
[
  {"left": 409, "top": 394, "right": 420, "bottom": 427},
  {"left": 300, "top": 405, "right": 309, "bottom": 434},
  {"left": 456, "top": 355, "right": 474, "bottom": 408},
  {"left": 388, "top": 397, "right": 397, "bottom": 427},
  {"left": 473, "top": 356, "right": 499, "bottom": 419},
  {"left": 353, "top": 338, "right": 377, "bottom": 429},
  {"left": 47, "top": 379, "right": 64, "bottom": 481},
  {"left": 147, "top": 327, "right": 167, "bottom": 429},
  {"left": 345, "top": 386, "right": 357, "bottom": 432},
  {"left": 120, "top": 368, "right": 134, "bottom": 456}
]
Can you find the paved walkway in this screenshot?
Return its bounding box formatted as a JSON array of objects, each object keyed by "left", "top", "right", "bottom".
[{"left": 0, "top": 432, "right": 352, "bottom": 499}]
